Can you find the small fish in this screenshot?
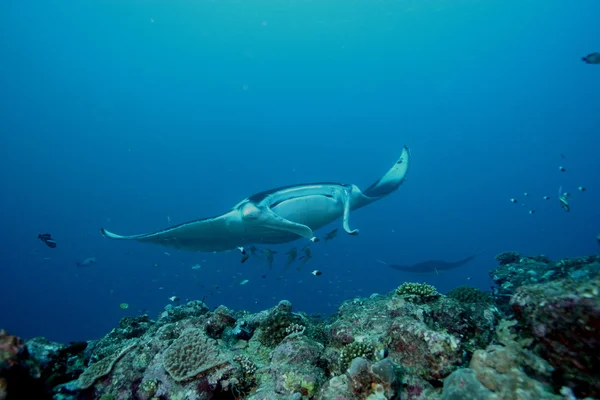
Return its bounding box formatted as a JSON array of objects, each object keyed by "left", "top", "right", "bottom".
[
  {"left": 543, "top": 196, "right": 550, "bottom": 200},
  {"left": 38, "top": 233, "right": 57, "bottom": 248},
  {"left": 596, "top": 234, "right": 600, "bottom": 245},
  {"left": 510, "top": 198, "right": 518, "bottom": 204},
  {"left": 523, "top": 192, "right": 529, "bottom": 197},
  {"left": 582, "top": 52, "right": 600, "bottom": 64},
  {"left": 240, "top": 279, "right": 249, "bottom": 285},
  {"left": 237, "top": 247, "right": 250, "bottom": 264},
  {"left": 311, "top": 269, "right": 322, "bottom": 276},
  {"left": 169, "top": 296, "right": 180, "bottom": 302},
  {"left": 119, "top": 303, "right": 129, "bottom": 310},
  {"left": 76, "top": 257, "right": 98, "bottom": 267},
  {"left": 164, "top": 252, "right": 171, "bottom": 256},
  {"left": 528, "top": 209, "right": 535, "bottom": 215},
  {"left": 559, "top": 196, "right": 570, "bottom": 212},
  {"left": 578, "top": 186, "right": 586, "bottom": 192},
  {"left": 167, "top": 215, "right": 171, "bottom": 224},
  {"left": 262, "top": 249, "right": 277, "bottom": 269},
  {"left": 558, "top": 186, "right": 570, "bottom": 212},
  {"left": 376, "top": 348, "right": 389, "bottom": 360},
  {"left": 297, "top": 246, "right": 312, "bottom": 270},
  {"left": 324, "top": 228, "right": 338, "bottom": 242},
  {"left": 191, "top": 264, "right": 202, "bottom": 270},
  {"left": 284, "top": 247, "right": 298, "bottom": 269},
  {"left": 559, "top": 166, "right": 566, "bottom": 172}
]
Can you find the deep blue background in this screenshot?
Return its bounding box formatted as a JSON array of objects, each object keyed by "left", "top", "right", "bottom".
[{"left": 1, "top": 0, "right": 599, "bottom": 343}]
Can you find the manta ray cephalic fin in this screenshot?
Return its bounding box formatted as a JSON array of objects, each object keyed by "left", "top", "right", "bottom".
[
  {"left": 261, "top": 208, "right": 315, "bottom": 239},
  {"left": 241, "top": 202, "right": 315, "bottom": 239},
  {"left": 342, "top": 189, "right": 359, "bottom": 235}
]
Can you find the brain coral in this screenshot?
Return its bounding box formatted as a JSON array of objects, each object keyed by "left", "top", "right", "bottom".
[
  {"left": 163, "top": 328, "right": 228, "bottom": 381},
  {"left": 77, "top": 339, "right": 138, "bottom": 389}
]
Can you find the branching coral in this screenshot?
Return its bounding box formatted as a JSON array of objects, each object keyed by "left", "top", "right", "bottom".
[
  {"left": 339, "top": 341, "right": 375, "bottom": 370},
  {"left": 258, "top": 311, "right": 301, "bottom": 347},
  {"left": 395, "top": 282, "right": 439, "bottom": 303}
]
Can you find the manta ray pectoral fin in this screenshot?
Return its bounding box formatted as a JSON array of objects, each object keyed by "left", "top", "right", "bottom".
[
  {"left": 362, "top": 145, "right": 411, "bottom": 200},
  {"left": 241, "top": 202, "right": 315, "bottom": 239},
  {"left": 342, "top": 188, "right": 359, "bottom": 235}
]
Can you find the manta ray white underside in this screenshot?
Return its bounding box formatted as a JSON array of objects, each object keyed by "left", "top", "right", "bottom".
[{"left": 101, "top": 145, "right": 410, "bottom": 252}]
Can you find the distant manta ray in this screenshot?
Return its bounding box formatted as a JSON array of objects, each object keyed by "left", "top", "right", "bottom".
[{"left": 382, "top": 254, "right": 478, "bottom": 274}]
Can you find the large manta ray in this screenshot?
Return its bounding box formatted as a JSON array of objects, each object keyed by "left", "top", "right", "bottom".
[
  {"left": 101, "top": 145, "right": 410, "bottom": 252},
  {"left": 385, "top": 254, "right": 477, "bottom": 274}
]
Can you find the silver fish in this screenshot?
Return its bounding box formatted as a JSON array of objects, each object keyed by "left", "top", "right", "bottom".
[{"left": 76, "top": 257, "right": 98, "bottom": 267}]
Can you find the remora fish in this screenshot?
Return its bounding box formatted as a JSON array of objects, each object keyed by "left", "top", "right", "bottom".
[
  {"left": 384, "top": 254, "right": 478, "bottom": 274},
  {"left": 100, "top": 146, "right": 411, "bottom": 252},
  {"left": 324, "top": 228, "right": 338, "bottom": 242},
  {"left": 284, "top": 247, "right": 298, "bottom": 269},
  {"left": 262, "top": 249, "right": 277, "bottom": 269},
  {"left": 297, "top": 246, "right": 312, "bottom": 270}
]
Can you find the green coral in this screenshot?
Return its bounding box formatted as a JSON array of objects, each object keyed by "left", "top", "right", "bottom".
[
  {"left": 446, "top": 286, "right": 493, "bottom": 304},
  {"left": 339, "top": 341, "right": 375, "bottom": 370},
  {"left": 138, "top": 379, "right": 158, "bottom": 398},
  {"left": 395, "top": 282, "right": 439, "bottom": 303},
  {"left": 283, "top": 371, "right": 317, "bottom": 397}
]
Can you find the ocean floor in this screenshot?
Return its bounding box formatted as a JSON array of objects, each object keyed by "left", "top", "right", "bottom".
[{"left": 1, "top": 252, "right": 599, "bottom": 400}]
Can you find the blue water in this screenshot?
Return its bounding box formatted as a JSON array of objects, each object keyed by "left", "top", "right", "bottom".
[{"left": 1, "top": 0, "right": 599, "bottom": 343}]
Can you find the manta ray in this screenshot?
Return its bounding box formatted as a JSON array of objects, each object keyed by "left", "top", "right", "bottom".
[
  {"left": 384, "top": 254, "right": 477, "bottom": 274},
  {"left": 101, "top": 146, "right": 411, "bottom": 252}
]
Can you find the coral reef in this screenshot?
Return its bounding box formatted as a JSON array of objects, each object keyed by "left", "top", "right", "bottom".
[
  {"left": 446, "top": 286, "right": 493, "bottom": 304},
  {"left": 1, "top": 251, "right": 598, "bottom": 400},
  {"left": 442, "top": 319, "right": 560, "bottom": 400},
  {"left": 490, "top": 253, "right": 599, "bottom": 314},
  {"left": 511, "top": 274, "right": 600, "bottom": 398}
]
